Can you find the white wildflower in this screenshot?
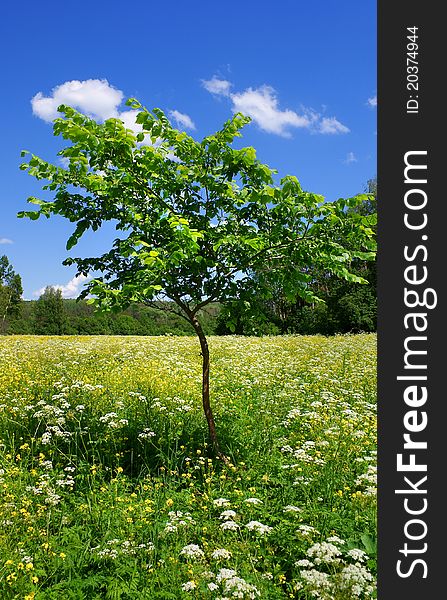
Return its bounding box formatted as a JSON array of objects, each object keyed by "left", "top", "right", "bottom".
[
  {"left": 212, "top": 548, "right": 232, "bottom": 560},
  {"left": 220, "top": 520, "right": 240, "bottom": 531},
  {"left": 99, "top": 412, "right": 118, "bottom": 422},
  {"left": 138, "top": 428, "right": 156, "bottom": 440},
  {"left": 180, "top": 544, "right": 205, "bottom": 559},
  {"left": 164, "top": 511, "right": 195, "bottom": 533},
  {"left": 339, "top": 563, "right": 374, "bottom": 593},
  {"left": 297, "top": 524, "right": 319, "bottom": 536},
  {"left": 41, "top": 432, "right": 52, "bottom": 445},
  {"left": 346, "top": 548, "right": 368, "bottom": 562},
  {"left": 355, "top": 465, "right": 377, "bottom": 496},
  {"left": 216, "top": 568, "right": 237, "bottom": 582},
  {"left": 219, "top": 510, "right": 237, "bottom": 520},
  {"left": 98, "top": 548, "right": 119, "bottom": 559},
  {"left": 181, "top": 580, "right": 197, "bottom": 591},
  {"left": 213, "top": 498, "right": 231, "bottom": 507},
  {"left": 295, "top": 559, "right": 314, "bottom": 567},
  {"left": 44, "top": 491, "right": 61, "bottom": 505},
  {"left": 300, "top": 568, "right": 331, "bottom": 589},
  {"left": 245, "top": 521, "right": 272, "bottom": 535},
  {"left": 326, "top": 535, "right": 345, "bottom": 545},
  {"left": 306, "top": 542, "right": 342, "bottom": 564},
  {"left": 280, "top": 445, "right": 294, "bottom": 453},
  {"left": 221, "top": 575, "right": 260, "bottom": 598}
]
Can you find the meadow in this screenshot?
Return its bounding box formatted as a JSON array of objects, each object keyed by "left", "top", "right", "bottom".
[{"left": 0, "top": 334, "right": 377, "bottom": 599}]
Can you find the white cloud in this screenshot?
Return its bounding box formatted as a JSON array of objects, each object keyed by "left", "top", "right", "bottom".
[
  {"left": 31, "top": 80, "right": 185, "bottom": 147},
  {"left": 230, "top": 85, "right": 311, "bottom": 137},
  {"left": 318, "top": 117, "right": 350, "bottom": 135},
  {"left": 33, "top": 274, "right": 91, "bottom": 299},
  {"left": 168, "top": 110, "right": 196, "bottom": 131},
  {"left": 0, "top": 238, "right": 13, "bottom": 244},
  {"left": 344, "top": 152, "right": 357, "bottom": 164},
  {"left": 59, "top": 156, "right": 70, "bottom": 168},
  {"left": 31, "top": 80, "right": 154, "bottom": 146},
  {"left": 32, "top": 79, "right": 124, "bottom": 123},
  {"left": 201, "top": 76, "right": 232, "bottom": 96},
  {"left": 118, "top": 109, "right": 144, "bottom": 133},
  {"left": 203, "top": 76, "right": 349, "bottom": 137},
  {"left": 367, "top": 95, "right": 377, "bottom": 108}
]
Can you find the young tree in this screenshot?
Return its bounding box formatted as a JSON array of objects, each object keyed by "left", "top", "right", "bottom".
[
  {"left": 0, "top": 255, "right": 23, "bottom": 331},
  {"left": 34, "top": 286, "right": 66, "bottom": 335},
  {"left": 19, "top": 99, "right": 376, "bottom": 456}
]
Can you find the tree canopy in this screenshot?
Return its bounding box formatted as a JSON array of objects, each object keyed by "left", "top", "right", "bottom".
[
  {"left": 34, "top": 286, "right": 66, "bottom": 335},
  {"left": 19, "top": 99, "right": 376, "bottom": 453}
]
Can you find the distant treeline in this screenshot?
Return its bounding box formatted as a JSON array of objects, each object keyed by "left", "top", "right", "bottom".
[
  {"left": 2, "top": 259, "right": 376, "bottom": 337},
  {"left": 4, "top": 297, "right": 220, "bottom": 336},
  {"left": 2, "top": 271, "right": 376, "bottom": 337}
]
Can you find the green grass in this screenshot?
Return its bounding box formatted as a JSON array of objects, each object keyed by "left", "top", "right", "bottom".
[{"left": 0, "top": 334, "right": 376, "bottom": 599}]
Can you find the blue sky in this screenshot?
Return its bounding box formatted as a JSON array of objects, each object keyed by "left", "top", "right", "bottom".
[{"left": 0, "top": 1, "right": 376, "bottom": 300}]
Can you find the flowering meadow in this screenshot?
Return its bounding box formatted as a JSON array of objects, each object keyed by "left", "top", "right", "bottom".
[{"left": 0, "top": 334, "right": 376, "bottom": 599}]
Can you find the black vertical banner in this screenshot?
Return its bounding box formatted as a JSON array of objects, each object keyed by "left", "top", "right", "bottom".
[{"left": 378, "top": 2, "right": 443, "bottom": 598}]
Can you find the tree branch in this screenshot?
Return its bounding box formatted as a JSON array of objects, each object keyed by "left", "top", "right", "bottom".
[
  {"left": 223, "top": 233, "right": 312, "bottom": 280},
  {"left": 142, "top": 298, "right": 192, "bottom": 324},
  {"left": 193, "top": 294, "right": 219, "bottom": 314}
]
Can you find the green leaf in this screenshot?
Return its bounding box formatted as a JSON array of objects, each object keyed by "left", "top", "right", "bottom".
[
  {"left": 27, "top": 197, "right": 45, "bottom": 206},
  {"left": 227, "top": 319, "right": 236, "bottom": 333},
  {"left": 17, "top": 210, "right": 40, "bottom": 220},
  {"left": 66, "top": 220, "right": 89, "bottom": 250},
  {"left": 360, "top": 533, "right": 377, "bottom": 556},
  {"left": 244, "top": 238, "right": 263, "bottom": 250},
  {"left": 126, "top": 98, "right": 142, "bottom": 110}
]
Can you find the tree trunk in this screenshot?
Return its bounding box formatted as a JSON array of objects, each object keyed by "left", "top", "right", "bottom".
[{"left": 190, "top": 315, "right": 223, "bottom": 458}]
